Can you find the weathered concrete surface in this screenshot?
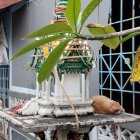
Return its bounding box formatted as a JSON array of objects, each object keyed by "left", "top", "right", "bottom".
[{"left": 0, "top": 110, "right": 140, "bottom": 133}]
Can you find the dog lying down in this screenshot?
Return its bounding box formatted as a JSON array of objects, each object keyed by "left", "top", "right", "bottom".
[{"left": 92, "top": 96, "right": 125, "bottom": 115}]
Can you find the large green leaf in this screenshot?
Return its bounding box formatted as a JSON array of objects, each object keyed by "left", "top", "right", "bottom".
[
  {"left": 38, "top": 39, "right": 71, "bottom": 83},
  {"left": 120, "top": 32, "right": 140, "bottom": 43},
  {"left": 24, "top": 23, "right": 73, "bottom": 39},
  {"left": 88, "top": 25, "right": 119, "bottom": 49},
  {"left": 77, "top": 12, "right": 82, "bottom": 27},
  {"left": 79, "top": 0, "right": 102, "bottom": 32},
  {"left": 66, "top": 0, "right": 81, "bottom": 33},
  {"left": 10, "top": 34, "right": 66, "bottom": 61}
]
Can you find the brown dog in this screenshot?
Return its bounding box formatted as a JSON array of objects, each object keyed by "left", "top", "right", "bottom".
[{"left": 92, "top": 96, "right": 125, "bottom": 115}]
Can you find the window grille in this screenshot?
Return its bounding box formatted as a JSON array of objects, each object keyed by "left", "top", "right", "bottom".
[
  {"left": 0, "top": 65, "right": 9, "bottom": 108},
  {"left": 100, "top": 0, "right": 140, "bottom": 114}
]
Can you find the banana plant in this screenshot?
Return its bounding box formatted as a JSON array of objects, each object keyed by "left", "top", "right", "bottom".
[{"left": 10, "top": 0, "right": 120, "bottom": 83}]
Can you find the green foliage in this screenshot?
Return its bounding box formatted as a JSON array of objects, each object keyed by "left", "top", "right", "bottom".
[
  {"left": 120, "top": 32, "right": 140, "bottom": 43},
  {"left": 80, "top": 0, "right": 102, "bottom": 32},
  {"left": 77, "top": 12, "right": 82, "bottom": 27},
  {"left": 11, "top": 0, "right": 121, "bottom": 83},
  {"left": 24, "top": 22, "right": 73, "bottom": 39},
  {"left": 88, "top": 25, "right": 119, "bottom": 49},
  {"left": 10, "top": 34, "right": 66, "bottom": 61},
  {"left": 66, "top": 0, "right": 81, "bottom": 33},
  {"left": 38, "top": 39, "right": 71, "bottom": 83}
]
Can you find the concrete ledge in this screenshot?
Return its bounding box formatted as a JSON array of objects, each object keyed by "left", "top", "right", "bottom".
[{"left": 0, "top": 109, "right": 140, "bottom": 133}]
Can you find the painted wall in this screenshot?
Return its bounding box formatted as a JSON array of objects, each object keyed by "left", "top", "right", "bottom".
[
  {"left": 11, "top": 0, "right": 55, "bottom": 92},
  {"left": 11, "top": 0, "right": 109, "bottom": 96}
]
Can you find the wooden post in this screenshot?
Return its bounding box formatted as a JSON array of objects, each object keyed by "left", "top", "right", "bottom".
[
  {"left": 41, "top": 81, "right": 45, "bottom": 97},
  {"left": 54, "top": 76, "right": 62, "bottom": 100},
  {"left": 82, "top": 74, "right": 85, "bottom": 102},
  {"left": 111, "top": 124, "right": 118, "bottom": 140},
  {"left": 60, "top": 74, "right": 64, "bottom": 102},
  {"left": 86, "top": 73, "right": 90, "bottom": 100},
  {"left": 57, "top": 129, "right": 68, "bottom": 140},
  {"left": 45, "top": 78, "right": 51, "bottom": 100},
  {"left": 36, "top": 73, "right": 39, "bottom": 99}
]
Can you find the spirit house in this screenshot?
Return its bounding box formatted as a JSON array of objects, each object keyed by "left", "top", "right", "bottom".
[
  {"left": 18, "top": 0, "right": 96, "bottom": 116},
  {"left": 37, "top": 40, "right": 95, "bottom": 116}
]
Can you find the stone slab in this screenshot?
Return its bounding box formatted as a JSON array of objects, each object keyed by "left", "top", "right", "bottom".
[{"left": 0, "top": 109, "right": 140, "bottom": 133}]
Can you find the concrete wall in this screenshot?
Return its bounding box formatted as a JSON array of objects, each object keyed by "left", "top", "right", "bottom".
[
  {"left": 11, "top": 0, "right": 109, "bottom": 96},
  {"left": 11, "top": 0, "right": 55, "bottom": 91}
]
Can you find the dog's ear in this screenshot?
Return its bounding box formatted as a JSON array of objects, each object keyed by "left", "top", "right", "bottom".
[
  {"left": 92, "top": 100, "right": 96, "bottom": 107},
  {"left": 116, "top": 100, "right": 120, "bottom": 103}
]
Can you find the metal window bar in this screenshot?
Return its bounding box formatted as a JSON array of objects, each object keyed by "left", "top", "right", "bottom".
[
  {"left": 0, "top": 65, "right": 9, "bottom": 108},
  {"left": 99, "top": 0, "right": 140, "bottom": 114}
]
